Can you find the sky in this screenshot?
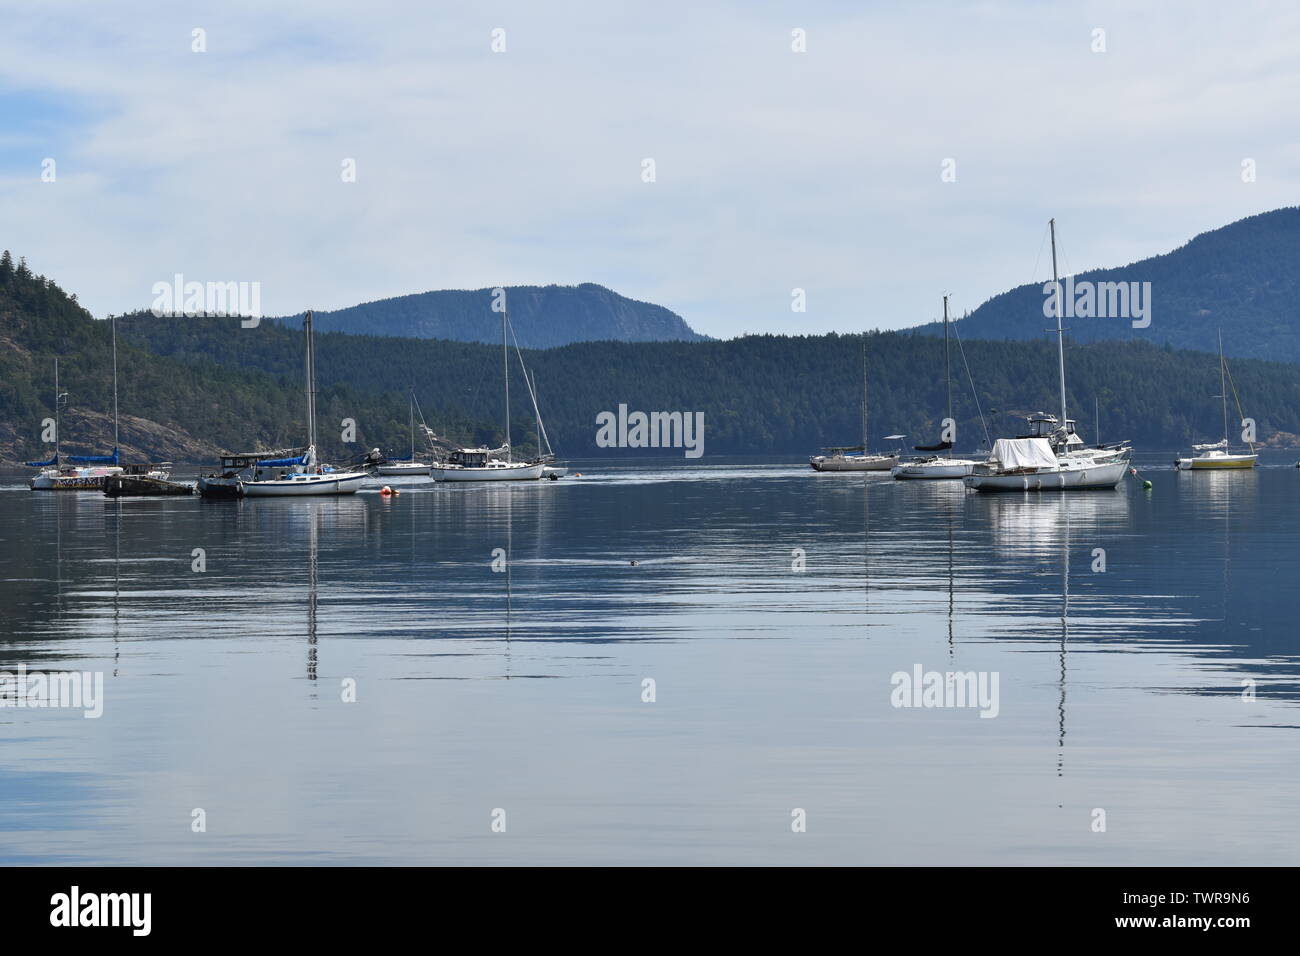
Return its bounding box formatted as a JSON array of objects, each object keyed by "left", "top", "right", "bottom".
[{"left": 1, "top": 0, "right": 1298, "bottom": 338}]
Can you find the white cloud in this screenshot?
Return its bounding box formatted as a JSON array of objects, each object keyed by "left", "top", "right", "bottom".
[{"left": 1, "top": 0, "right": 1297, "bottom": 336}]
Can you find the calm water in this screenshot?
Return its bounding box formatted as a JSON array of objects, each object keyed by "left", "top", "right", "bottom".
[{"left": 1, "top": 453, "right": 1298, "bottom": 866}]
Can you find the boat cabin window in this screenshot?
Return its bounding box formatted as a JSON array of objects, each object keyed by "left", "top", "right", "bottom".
[
  {"left": 1023, "top": 416, "right": 1077, "bottom": 438},
  {"left": 450, "top": 451, "right": 489, "bottom": 467}
]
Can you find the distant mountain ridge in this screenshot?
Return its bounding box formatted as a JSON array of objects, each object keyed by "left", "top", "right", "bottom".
[
  {"left": 272, "top": 282, "right": 708, "bottom": 348},
  {"left": 911, "top": 207, "right": 1300, "bottom": 361},
  {"left": 8, "top": 252, "right": 1300, "bottom": 464}
]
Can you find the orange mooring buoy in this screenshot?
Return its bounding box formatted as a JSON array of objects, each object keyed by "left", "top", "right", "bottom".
[{"left": 380, "top": 485, "right": 398, "bottom": 497}]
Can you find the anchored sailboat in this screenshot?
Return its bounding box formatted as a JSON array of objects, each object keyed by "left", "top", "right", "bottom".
[
  {"left": 376, "top": 389, "right": 433, "bottom": 476},
  {"left": 964, "top": 220, "right": 1130, "bottom": 492},
  {"left": 29, "top": 320, "right": 170, "bottom": 491},
  {"left": 199, "top": 311, "right": 368, "bottom": 497},
  {"left": 1175, "top": 330, "right": 1258, "bottom": 470},
  {"left": 810, "top": 335, "right": 898, "bottom": 472},
  {"left": 893, "top": 295, "right": 982, "bottom": 480},
  {"left": 431, "top": 302, "right": 544, "bottom": 481},
  {"left": 525, "top": 368, "right": 567, "bottom": 480}
]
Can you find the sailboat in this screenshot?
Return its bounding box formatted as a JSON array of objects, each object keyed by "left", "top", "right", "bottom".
[
  {"left": 809, "top": 335, "right": 898, "bottom": 472},
  {"left": 503, "top": 318, "right": 566, "bottom": 479},
  {"left": 28, "top": 321, "right": 170, "bottom": 491},
  {"left": 430, "top": 304, "right": 544, "bottom": 481},
  {"left": 376, "top": 389, "right": 432, "bottom": 476},
  {"left": 1175, "top": 330, "right": 1258, "bottom": 470},
  {"left": 892, "top": 295, "right": 982, "bottom": 479},
  {"left": 199, "top": 311, "right": 368, "bottom": 497},
  {"left": 525, "top": 368, "right": 567, "bottom": 479},
  {"left": 963, "top": 219, "right": 1130, "bottom": 492}
]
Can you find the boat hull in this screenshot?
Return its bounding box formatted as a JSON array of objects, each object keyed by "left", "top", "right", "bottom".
[
  {"left": 240, "top": 471, "right": 368, "bottom": 496},
  {"left": 963, "top": 459, "right": 1128, "bottom": 492},
  {"left": 30, "top": 467, "right": 124, "bottom": 491},
  {"left": 810, "top": 455, "right": 897, "bottom": 472},
  {"left": 891, "top": 459, "right": 977, "bottom": 479},
  {"left": 104, "top": 475, "right": 193, "bottom": 497},
  {"left": 432, "top": 462, "right": 545, "bottom": 481},
  {"left": 197, "top": 476, "right": 244, "bottom": 499},
  {"left": 376, "top": 462, "right": 432, "bottom": 476},
  {"left": 1175, "top": 455, "right": 1258, "bottom": 470}
]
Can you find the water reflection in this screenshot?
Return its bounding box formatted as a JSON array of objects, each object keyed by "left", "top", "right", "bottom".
[
  {"left": 1, "top": 465, "right": 1297, "bottom": 865},
  {"left": 307, "top": 505, "right": 318, "bottom": 685}
]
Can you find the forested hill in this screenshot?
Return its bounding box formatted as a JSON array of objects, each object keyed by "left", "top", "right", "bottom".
[
  {"left": 7, "top": 249, "right": 1300, "bottom": 465},
  {"left": 0, "top": 251, "right": 491, "bottom": 464},
  {"left": 119, "top": 311, "right": 1300, "bottom": 457},
  {"left": 269, "top": 283, "right": 708, "bottom": 348},
  {"left": 911, "top": 207, "right": 1300, "bottom": 362}
]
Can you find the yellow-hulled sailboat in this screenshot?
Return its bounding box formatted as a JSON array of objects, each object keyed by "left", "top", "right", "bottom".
[{"left": 1175, "top": 330, "right": 1258, "bottom": 471}]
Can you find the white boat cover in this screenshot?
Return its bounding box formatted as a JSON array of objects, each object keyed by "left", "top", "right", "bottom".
[
  {"left": 1192, "top": 440, "right": 1229, "bottom": 452},
  {"left": 990, "top": 437, "right": 1058, "bottom": 470}
]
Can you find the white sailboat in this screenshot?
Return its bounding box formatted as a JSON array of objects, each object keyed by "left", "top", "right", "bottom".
[
  {"left": 809, "top": 335, "right": 898, "bottom": 472},
  {"left": 203, "top": 311, "right": 368, "bottom": 497},
  {"left": 376, "top": 390, "right": 433, "bottom": 476},
  {"left": 1175, "top": 330, "right": 1258, "bottom": 470},
  {"left": 964, "top": 219, "right": 1129, "bottom": 492},
  {"left": 893, "top": 295, "right": 982, "bottom": 480},
  {"left": 431, "top": 303, "right": 544, "bottom": 482},
  {"left": 1013, "top": 412, "right": 1128, "bottom": 464},
  {"left": 29, "top": 320, "right": 169, "bottom": 490},
  {"left": 26, "top": 357, "right": 116, "bottom": 490},
  {"left": 198, "top": 447, "right": 306, "bottom": 498},
  {"left": 525, "top": 368, "right": 567, "bottom": 479}
]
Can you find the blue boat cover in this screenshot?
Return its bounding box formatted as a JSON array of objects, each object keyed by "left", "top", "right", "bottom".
[
  {"left": 66, "top": 448, "right": 120, "bottom": 465},
  {"left": 255, "top": 454, "right": 308, "bottom": 467},
  {"left": 24, "top": 454, "right": 59, "bottom": 467}
]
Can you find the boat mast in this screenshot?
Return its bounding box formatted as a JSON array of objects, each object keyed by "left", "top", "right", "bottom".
[
  {"left": 304, "top": 310, "right": 317, "bottom": 454},
  {"left": 54, "top": 358, "right": 61, "bottom": 463},
  {"left": 1049, "top": 218, "right": 1068, "bottom": 437},
  {"left": 111, "top": 315, "right": 119, "bottom": 457},
  {"left": 943, "top": 294, "right": 952, "bottom": 458},
  {"left": 861, "top": 335, "right": 868, "bottom": 450},
  {"left": 1219, "top": 328, "right": 1228, "bottom": 446},
  {"left": 506, "top": 312, "right": 553, "bottom": 459},
  {"left": 526, "top": 368, "right": 551, "bottom": 457},
  {"left": 409, "top": 388, "right": 415, "bottom": 461},
  {"left": 502, "top": 304, "right": 511, "bottom": 462}
]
